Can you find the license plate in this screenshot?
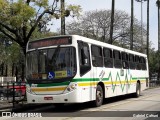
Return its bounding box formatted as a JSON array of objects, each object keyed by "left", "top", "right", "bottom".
[{"left": 44, "top": 97, "right": 53, "bottom": 100}]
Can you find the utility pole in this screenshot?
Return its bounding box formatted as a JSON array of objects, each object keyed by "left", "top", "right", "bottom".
[
  {"left": 61, "top": 0, "right": 65, "bottom": 35},
  {"left": 146, "top": 0, "right": 149, "bottom": 58},
  {"left": 130, "top": 0, "right": 134, "bottom": 50},
  {"left": 158, "top": 0, "right": 160, "bottom": 51},
  {"left": 136, "top": 0, "right": 147, "bottom": 53},
  {"left": 109, "top": 0, "right": 115, "bottom": 44},
  {"left": 157, "top": 0, "right": 160, "bottom": 82},
  {"left": 140, "top": 1, "right": 143, "bottom": 52}
]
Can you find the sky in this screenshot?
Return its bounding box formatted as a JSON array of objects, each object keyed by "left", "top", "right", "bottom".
[{"left": 50, "top": 0, "right": 158, "bottom": 50}]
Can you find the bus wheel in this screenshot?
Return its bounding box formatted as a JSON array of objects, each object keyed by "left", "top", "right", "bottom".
[
  {"left": 94, "top": 85, "right": 104, "bottom": 107},
  {"left": 134, "top": 83, "right": 141, "bottom": 97}
]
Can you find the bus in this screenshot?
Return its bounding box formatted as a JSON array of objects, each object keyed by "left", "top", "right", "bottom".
[{"left": 26, "top": 35, "right": 149, "bottom": 107}]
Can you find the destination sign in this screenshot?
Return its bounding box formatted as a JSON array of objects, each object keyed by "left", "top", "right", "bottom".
[{"left": 28, "top": 37, "right": 72, "bottom": 49}]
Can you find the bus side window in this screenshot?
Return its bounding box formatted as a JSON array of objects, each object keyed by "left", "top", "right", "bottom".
[
  {"left": 129, "top": 54, "right": 135, "bottom": 69},
  {"left": 113, "top": 50, "right": 122, "bottom": 68},
  {"left": 135, "top": 55, "right": 141, "bottom": 70},
  {"left": 91, "top": 45, "right": 103, "bottom": 67},
  {"left": 78, "top": 41, "right": 91, "bottom": 76},
  {"left": 140, "top": 57, "right": 147, "bottom": 70},
  {"left": 103, "top": 48, "right": 113, "bottom": 68},
  {"left": 122, "top": 52, "right": 129, "bottom": 69},
  {"left": 144, "top": 57, "right": 147, "bottom": 70}
]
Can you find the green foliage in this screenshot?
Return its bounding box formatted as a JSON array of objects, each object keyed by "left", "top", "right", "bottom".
[
  {"left": 66, "top": 4, "right": 82, "bottom": 18},
  {"left": 156, "top": 0, "right": 160, "bottom": 7},
  {"left": 0, "top": 0, "right": 35, "bottom": 27},
  {"left": 0, "top": 0, "right": 81, "bottom": 55},
  {"left": 34, "top": 0, "right": 49, "bottom": 8},
  {"left": 149, "top": 49, "right": 160, "bottom": 74},
  {"left": 30, "top": 28, "right": 58, "bottom": 41},
  {"left": 10, "top": 2, "right": 35, "bottom": 27},
  {"left": 0, "top": 0, "right": 81, "bottom": 77}
]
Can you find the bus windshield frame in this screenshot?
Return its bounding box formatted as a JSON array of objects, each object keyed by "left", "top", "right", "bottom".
[{"left": 26, "top": 46, "right": 77, "bottom": 84}]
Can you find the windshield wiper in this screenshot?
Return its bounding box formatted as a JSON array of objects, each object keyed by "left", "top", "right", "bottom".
[{"left": 51, "top": 45, "right": 60, "bottom": 69}]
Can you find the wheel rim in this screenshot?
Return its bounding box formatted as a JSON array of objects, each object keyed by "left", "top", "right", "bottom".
[
  {"left": 137, "top": 84, "right": 140, "bottom": 96},
  {"left": 137, "top": 89, "right": 140, "bottom": 96},
  {"left": 96, "top": 90, "right": 103, "bottom": 103}
]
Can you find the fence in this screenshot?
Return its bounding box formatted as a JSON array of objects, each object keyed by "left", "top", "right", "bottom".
[
  {"left": 0, "top": 81, "right": 26, "bottom": 108},
  {"left": 149, "top": 80, "right": 160, "bottom": 88},
  {"left": 149, "top": 74, "right": 160, "bottom": 88}
]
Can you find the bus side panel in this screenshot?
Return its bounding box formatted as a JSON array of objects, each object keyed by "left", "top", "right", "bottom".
[
  {"left": 76, "top": 72, "right": 97, "bottom": 102},
  {"left": 127, "top": 70, "right": 147, "bottom": 94}
]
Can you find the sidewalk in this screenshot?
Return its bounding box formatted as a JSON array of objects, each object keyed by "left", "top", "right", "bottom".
[
  {"left": 0, "top": 98, "right": 49, "bottom": 113},
  {"left": 0, "top": 99, "right": 13, "bottom": 110},
  {"left": 0, "top": 96, "right": 27, "bottom": 111}
]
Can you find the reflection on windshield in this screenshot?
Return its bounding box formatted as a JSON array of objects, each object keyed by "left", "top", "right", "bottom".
[{"left": 26, "top": 47, "right": 76, "bottom": 80}]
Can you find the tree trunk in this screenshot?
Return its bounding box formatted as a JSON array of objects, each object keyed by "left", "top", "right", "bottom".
[
  {"left": 12, "top": 63, "right": 15, "bottom": 76},
  {"left": 20, "top": 43, "right": 27, "bottom": 81},
  {"left": 15, "top": 66, "right": 18, "bottom": 81},
  {"left": 1, "top": 63, "right": 4, "bottom": 76},
  {"left": 22, "top": 62, "right": 25, "bottom": 81},
  {"left": 5, "top": 64, "right": 8, "bottom": 77}
]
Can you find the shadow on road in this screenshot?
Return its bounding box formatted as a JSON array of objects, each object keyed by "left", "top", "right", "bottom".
[{"left": 32, "top": 93, "right": 138, "bottom": 113}]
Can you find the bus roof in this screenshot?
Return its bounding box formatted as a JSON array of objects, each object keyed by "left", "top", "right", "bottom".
[
  {"left": 28, "top": 35, "right": 147, "bottom": 58},
  {"left": 71, "top": 35, "right": 147, "bottom": 58}
]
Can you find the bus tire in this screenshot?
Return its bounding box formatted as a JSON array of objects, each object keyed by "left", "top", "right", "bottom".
[
  {"left": 134, "top": 82, "right": 141, "bottom": 97},
  {"left": 93, "top": 85, "right": 104, "bottom": 107}
]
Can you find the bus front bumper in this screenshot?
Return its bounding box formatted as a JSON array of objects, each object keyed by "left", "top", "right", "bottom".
[{"left": 26, "top": 90, "right": 81, "bottom": 104}]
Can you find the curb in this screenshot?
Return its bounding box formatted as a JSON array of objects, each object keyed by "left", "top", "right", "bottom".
[
  {"left": 0, "top": 103, "right": 48, "bottom": 113},
  {"left": 12, "top": 104, "right": 49, "bottom": 112}
]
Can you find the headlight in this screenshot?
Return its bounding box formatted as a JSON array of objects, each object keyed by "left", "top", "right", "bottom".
[
  {"left": 64, "top": 82, "right": 78, "bottom": 93},
  {"left": 26, "top": 84, "right": 35, "bottom": 94}
]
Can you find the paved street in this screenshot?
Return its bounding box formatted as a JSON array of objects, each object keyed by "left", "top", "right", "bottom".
[{"left": 1, "top": 87, "right": 160, "bottom": 120}]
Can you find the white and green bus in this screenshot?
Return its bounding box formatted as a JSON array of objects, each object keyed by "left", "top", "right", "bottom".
[{"left": 26, "top": 35, "right": 149, "bottom": 107}]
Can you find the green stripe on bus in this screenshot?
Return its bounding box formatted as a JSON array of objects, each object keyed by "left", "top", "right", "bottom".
[
  {"left": 132, "top": 77, "right": 146, "bottom": 80},
  {"left": 35, "top": 71, "right": 146, "bottom": 88},
  {"left": 37, "top": 81, "right": 70, "bottom": 87},
  {"left": 72, "top": 78, "right": 109, "bottom": 82},
  {"left": 36, "top": 77, "right": 146, "bottom": 87}
]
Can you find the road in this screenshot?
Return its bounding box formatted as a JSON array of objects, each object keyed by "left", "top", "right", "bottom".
[{"left": 1, "top": 87, "right": 160, "bottom": 120}]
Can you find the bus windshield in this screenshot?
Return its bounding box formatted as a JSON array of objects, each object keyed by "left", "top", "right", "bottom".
[{"left": 26, "top": 47, "right": 76, "bottom": 81}]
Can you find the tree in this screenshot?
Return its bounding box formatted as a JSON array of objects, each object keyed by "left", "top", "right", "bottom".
[
  {"left": 65, "top": 9, "right": 147, "bottom": 52},
  {"left": 0, "top": 32, "right": 23, "bottom": 77},
  {"left": 149, "top": 48, "right": 160, "bottom": 81},
  {"left": 0, "top": 0, "right": 81, "bottom": 56}
]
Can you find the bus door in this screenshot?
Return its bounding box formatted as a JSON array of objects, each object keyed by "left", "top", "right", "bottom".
[{"left": 78, "top": 41, "right": 92, "bottom": 100}]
